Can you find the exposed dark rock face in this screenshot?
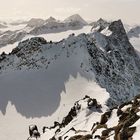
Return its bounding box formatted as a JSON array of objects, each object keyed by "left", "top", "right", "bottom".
[
  {"left": 91, "top": 94, "right": 140, "bottom": 140},
  {"left": 100, "top": 111, "right": 112, "bottom": 125},
  {"left": 90, "top": 18, "right": 110, "bottom": 32},
  {"left": 68, "top": 134, "right": 92, "bottom": 140},
  {"left": 32, "top": 94, "right": 140, "bottom": 140},
  {"left": 88, "top": 20, "right": 140, "bottom": 106},
  {"left": 28, "top": 125, "right": 40, "bottom": 140}
]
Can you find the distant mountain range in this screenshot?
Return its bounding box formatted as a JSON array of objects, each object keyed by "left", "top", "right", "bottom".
[{"left": 0, "top": 15, "right": 139, "bottom": 50}]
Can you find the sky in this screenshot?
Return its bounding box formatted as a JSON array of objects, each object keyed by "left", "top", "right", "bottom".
[{"left": 0, "top": 0, "right": 140, "bottom": 24}]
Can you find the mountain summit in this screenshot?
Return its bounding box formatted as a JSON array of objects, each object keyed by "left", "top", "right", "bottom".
[
  {"left": 91, "top": 18, "right": 110, "bottom": 32},
  {"left": 26, "top": 18, "right": 45, "bottom": 27},
  {"left": 64, "top": 14, "right": 88, "bottom": 25}
]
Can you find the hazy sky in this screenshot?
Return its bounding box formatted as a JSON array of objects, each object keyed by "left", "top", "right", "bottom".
[{"left": 0, "top": 0, "right": 140, "bottom": 24}]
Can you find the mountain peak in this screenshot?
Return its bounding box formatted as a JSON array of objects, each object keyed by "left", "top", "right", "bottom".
[
  {"left": 109, "top": 20, "right": 126, "bottom": 35},
  {"left": 127, "top": 25, "right": 140, "bottom": 38},
  {"left": 64, "top": 14, "right": 87, "bottom": 25},
  {"left": 108, "top": 20, "right": 129, "bottom": 42},
  {"left": 97, "top": 18, "right": 106, "bottom": 23},
  {"left": 46, "top": 16, "right": 57, "bottom": 23},
  {"left": 91, "top": 18, "right": 110, "bottom": 32},
  {"left": 27, "top": 18, "right": 45, "bottom": 27}
]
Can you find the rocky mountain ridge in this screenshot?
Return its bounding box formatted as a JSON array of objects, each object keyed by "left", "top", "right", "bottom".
[{"left": 0, "top": 20, "right": 140, "bottom": 107}]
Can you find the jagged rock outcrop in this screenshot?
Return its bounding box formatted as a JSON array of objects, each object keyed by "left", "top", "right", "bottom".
[
  {"left": 91, "top": 94, "right": 140, "bottom": 140},
  {"left": 68, "top": 134, "right": 92, "bottom": 140},
  {"left": 39, "top": 94, "right": 140, "bottom": 140},
  {"left": 41, "top": 95, "right": 102, "bottom": 140},
  {"left": 88, "top": 20, "right": 140, "bottom": 106},
  {"left": 90, "top": 18, "right": 110, "bottom": 32},
  {"left": 43, "top": 96, "right": 101, "bottom": 132}
]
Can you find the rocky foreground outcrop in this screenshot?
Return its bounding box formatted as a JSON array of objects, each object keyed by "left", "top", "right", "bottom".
[
  {"left": 91, "top": 95, "right": 140, "bottom": 140},
  {"left": 30, "top": 94, "right": 140, "bottom": 140}
]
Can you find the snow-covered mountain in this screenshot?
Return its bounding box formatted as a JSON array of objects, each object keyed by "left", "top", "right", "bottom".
[
  {"left": 26, "top": 18, "right": 46, "bottom": 28},
  {"left": 1, "top": 20, "right": 140, "bottom": 107},
  {"left": 46, "top": 17, "right": 58, "bottom": 23},
  {"left": 29, "top": 14, "right": 88, "bottom": 35},
  {"left": 0, "top": 18, "right": 140, "bottom": 140},
  {"left": 90, "top": 18, "right": 110, "bottom": 32},
  {"left": 64, "top": 14, "right": 88, "bottom": 25}
]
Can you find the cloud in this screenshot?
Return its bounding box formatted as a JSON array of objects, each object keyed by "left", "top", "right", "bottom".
[
  {"left": 55, "top": 7, "right": 81, "bottom": 13},
  {"left": 0, "top": 0, "right": 139, "bottom": 24}
]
